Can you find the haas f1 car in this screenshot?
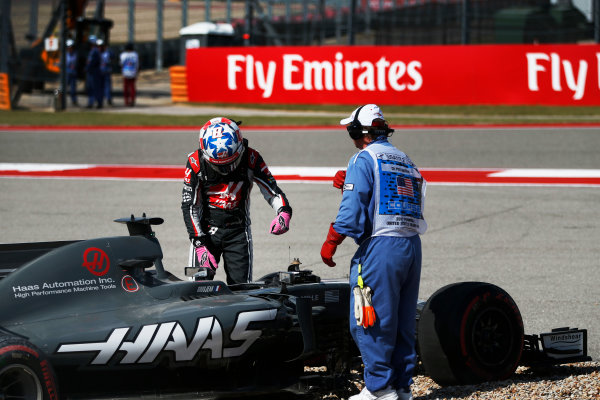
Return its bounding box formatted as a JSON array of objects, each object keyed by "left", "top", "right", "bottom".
[{"left": 0, "top": 215, "right": 591, "bottom": 399}]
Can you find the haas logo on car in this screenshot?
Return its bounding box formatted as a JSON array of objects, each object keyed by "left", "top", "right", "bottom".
[
  {"left": 82, "top": 247, "right": 110, "bottom": 276},
  {"left": 56, "top": 309, "right": 276, "bottom": 364}
]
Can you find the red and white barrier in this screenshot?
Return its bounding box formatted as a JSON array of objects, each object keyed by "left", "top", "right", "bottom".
[{"left": 2, "top": 164, "right": 599, "bottom": 187}]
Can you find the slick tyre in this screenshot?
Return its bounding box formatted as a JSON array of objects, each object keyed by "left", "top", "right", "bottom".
[
  {"left": 417, "top": 282, "right": 524, "bottom": 386},
  {"left": 0, "top": 335, "right": 59, "bottom": 400}
]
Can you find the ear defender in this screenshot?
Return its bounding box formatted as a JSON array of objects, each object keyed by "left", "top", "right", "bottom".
[
  {"left": 372, "top": 125, "right": 395, "bottom": 137},
  {"left": 347, "top": 105, "right": 366, "bottom": 140}
]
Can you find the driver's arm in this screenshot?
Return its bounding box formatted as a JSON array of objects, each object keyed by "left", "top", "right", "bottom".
[
  {"left": 181, "top": 156, "right": 205, "bottom": 241},
  {"left": 248, "top": 148, "right": 291, "bottom": 215}
]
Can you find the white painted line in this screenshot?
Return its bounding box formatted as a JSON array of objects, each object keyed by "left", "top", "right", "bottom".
[
  {"left": 489, "top": 169, "right": 600, "bottom": 178},
  {"left": 0, "top": 163, "right": 95, "bottom": 172}
]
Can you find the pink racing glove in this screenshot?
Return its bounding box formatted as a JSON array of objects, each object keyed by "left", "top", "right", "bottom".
[
  {"left": 333, "top": 170, "right": 346, "bottom": 191},
  {"left": 195, "top": 245, "right": 217, "bottom": 271},
  {"left": 270, "top": 211, "right": 291, "bottom": 235}
]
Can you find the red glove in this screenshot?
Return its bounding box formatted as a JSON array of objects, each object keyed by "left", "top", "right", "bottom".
[
  {"left": 320, "top": 223, "right": 346, "bottom": 267},
  {"left": 333, "top": 170, "right": 346, "bottom": 191}
]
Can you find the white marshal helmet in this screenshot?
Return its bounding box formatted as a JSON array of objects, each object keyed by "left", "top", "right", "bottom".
[{"left": 199, "top": 117, "right": 244, "bottom": 174}]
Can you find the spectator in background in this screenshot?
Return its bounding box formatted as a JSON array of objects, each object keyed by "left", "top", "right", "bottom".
[
  {"left": 120, "top": 42, "right": 139, "bottom": 107},
  {"left": 65, "top": 39, "right": 78, "bottom": 107},
  {"left": 99, "top": 40, "right": 114, "bottom": 106},
  {"left": 85, "top": 36, "right": 103, "bottom": 109}
]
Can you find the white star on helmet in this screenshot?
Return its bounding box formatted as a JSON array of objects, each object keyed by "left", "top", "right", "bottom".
[{"left": 213, "top": 137, "right": 230, "bottom": 154}]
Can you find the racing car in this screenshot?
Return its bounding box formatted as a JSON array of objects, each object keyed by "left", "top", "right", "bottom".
[{"left": 0, "top": 215, "right": 590, "bottom": 400}]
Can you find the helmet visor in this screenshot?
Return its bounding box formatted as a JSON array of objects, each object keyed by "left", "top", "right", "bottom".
[{"left": 205, "top": 152, "right": 243, "bottom": 174}]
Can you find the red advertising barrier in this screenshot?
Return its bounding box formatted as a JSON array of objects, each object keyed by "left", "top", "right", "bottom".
[{"left": 186, "top": 44, "right": 600, "bottom": 106}]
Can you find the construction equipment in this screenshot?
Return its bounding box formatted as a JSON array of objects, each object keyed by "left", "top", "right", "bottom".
[{"left": 5, "top": 0, "right": 113, "bottom": 108}]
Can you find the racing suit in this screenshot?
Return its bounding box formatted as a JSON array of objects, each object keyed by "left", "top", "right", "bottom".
[
  {"left": 333, "top": 136, "right": 426, "bottom": 393},
  {"left": 182, "top": 139, "right": 292, "bottom": 284}
]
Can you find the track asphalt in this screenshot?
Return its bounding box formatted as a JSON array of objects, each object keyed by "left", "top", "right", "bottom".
[
  {"left": 4, "top": 69, "right": 600, "bottom": 363},
  {"left": 2, "top": 125, "right": 599, "bottom": 363}
]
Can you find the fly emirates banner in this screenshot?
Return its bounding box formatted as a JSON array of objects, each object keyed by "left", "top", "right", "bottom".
[{"left": 186, "top": 44, "right": 600, "bottom": 106}]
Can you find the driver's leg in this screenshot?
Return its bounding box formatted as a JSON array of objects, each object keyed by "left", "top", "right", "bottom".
[{"left": 222, "top": 226, "right": 252, "bottom": 285}]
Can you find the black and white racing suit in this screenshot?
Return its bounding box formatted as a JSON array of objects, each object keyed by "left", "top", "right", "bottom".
[{"left": 181, "top": 139, "right": 292, "bottom": 284}]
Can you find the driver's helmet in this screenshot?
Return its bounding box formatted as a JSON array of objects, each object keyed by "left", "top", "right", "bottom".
[{"left": 199, "top": 117, "right": 244, "bottom": 174}]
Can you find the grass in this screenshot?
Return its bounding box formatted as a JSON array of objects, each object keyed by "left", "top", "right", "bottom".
[{"left": 2, "top": 104, "right": 600, "bottom": 127}]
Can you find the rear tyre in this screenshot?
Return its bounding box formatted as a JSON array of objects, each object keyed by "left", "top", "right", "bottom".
[
  {"left": 0, "top": 335, "right": 59, "bottom": 400},
  {"left": 417, "top": 282, "right": 524, "bottom": 386}
]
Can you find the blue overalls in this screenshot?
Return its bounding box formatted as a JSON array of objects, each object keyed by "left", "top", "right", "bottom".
[
  {"left": 66, "top": 50, "right": 78, "bottom": 105},
  {"left": 85, "top": 46, "right": 102, "bottom": 107},
  {"left": 333, "top": 136, "right": 427, "bottom": 392},
  {"left": 100, "top": 49, "right": 113, "bottom": 104}
]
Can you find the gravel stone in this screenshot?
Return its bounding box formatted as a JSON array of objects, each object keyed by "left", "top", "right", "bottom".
[{"left": 309, "top": 362, "right": 600, "bottom": 400}]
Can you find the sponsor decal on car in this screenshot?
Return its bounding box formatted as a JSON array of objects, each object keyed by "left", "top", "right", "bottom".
[
  {"left": 12, "top": 277, "right": 117, "bottom": 299},
  {"left": 196, "top": 285, "right": 221, "bottom": 293},
  {"left": 82, "top": 247, "right": 110, "bottom": 276},
  {"left": 121, "top": 275, "right": 139, "bottom": 292},
  {"left": 56, "top": 309, "right": 277, "bottom": 364},
  {"left": 541, "top": 329, "right": 587, "bottom": 359}
]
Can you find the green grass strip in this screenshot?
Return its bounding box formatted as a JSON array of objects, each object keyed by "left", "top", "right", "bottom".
[{"left": 2, "top": 105, "right": 600, "bottom": 127}]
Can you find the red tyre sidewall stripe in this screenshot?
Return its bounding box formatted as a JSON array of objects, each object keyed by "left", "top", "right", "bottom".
[
  {"left": 459, "top": 295, "right": 479, "bottom": 360},
  {"left": 40, "top": 359, "right": 59, "bottom": 400},
  {"left": 0, "top": 344, "right": 38, "bottom": 358},
  {"left": 0, "top": 344, "right": 59, "bottom": 400},
  {"left": 459, "top": 292, "right": 525, "bottom": 380}
]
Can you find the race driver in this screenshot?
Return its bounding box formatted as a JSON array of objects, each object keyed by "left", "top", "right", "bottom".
[{"left": 181, "top": 117, "right": 292, "bottom": 284}]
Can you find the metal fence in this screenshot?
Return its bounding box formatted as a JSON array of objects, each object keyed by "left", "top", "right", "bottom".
[{"left": 2, "top": 0, "right": 599, "bottom": 75}]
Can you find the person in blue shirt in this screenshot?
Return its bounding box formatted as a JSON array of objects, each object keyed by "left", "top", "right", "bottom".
[
  {"left": 321, "top": 104, "right": 427, "bottom": 400},
  {"left": 84, "top": 36, "right": 103, "bottom": 109},
  {"left": 65, "top": 39, "right": 78, "bottom": 106},
  {"left": 99, "top": 40, "right": 114, "bottom": 106}
]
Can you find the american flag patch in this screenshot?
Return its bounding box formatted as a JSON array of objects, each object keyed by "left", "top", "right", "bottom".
[
  {"left": 396, "top": 177, "right": 414, "bottom": 197},
  {"left": 325, "top": 290, "right": 340, "bottom": 303}
]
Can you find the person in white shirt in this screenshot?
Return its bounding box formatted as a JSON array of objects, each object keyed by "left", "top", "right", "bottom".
[{"left": 119, "top": 42, "right": 139, "bottom": 107}]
